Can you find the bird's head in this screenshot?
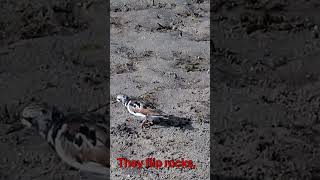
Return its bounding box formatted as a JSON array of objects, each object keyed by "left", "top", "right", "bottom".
[
  {"left": 116, "top": 94, "right": 129, "bottom": 106},
  {"left": 20, "top": 103, "right": 62, "bottom": 138}
]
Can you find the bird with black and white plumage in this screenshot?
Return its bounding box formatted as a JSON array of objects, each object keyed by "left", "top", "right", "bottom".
[
  {"left": 116, "top": 94, "right": 169, "bottom": 128},
  {"left": 20, "top": 103, "right": 110, "bottom": 180}
]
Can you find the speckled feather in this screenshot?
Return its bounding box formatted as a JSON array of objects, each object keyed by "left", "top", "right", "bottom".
[
  {"left": 117, "top": 94, "right": 168, "bottom": 119},
  {"left": 20, "top": 103, "right": 110, "bottom": 175}
]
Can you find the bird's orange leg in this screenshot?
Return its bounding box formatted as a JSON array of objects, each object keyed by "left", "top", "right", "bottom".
[{"left": 141, "top": 116, "right": 154, "bottom": 128}]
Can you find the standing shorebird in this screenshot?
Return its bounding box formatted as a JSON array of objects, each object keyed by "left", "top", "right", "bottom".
[
  {"left": 116, "top": 94, "right": 169, "bottom": 128},
  {"left": 20, "top": 103, "right": 110, "bottom": 179}
]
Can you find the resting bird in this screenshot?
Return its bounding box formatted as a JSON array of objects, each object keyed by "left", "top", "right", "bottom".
[
  {"left": 116, "top": 94, "right": 169, "bottom": 128},
  {"left": 20, "top": 103, "right": 110, "bottom": 179}
]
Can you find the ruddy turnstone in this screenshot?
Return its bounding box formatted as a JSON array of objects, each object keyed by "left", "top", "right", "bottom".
[
  {"left": 20, "top": 103, "right": 110, "bottom": 178},
  {"left": 116, "top": 94, "right": 169, "bottom": 128}
]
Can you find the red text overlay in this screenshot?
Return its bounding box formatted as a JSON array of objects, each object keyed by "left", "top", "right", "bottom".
[{"left": 117, "top": 157, "right": 196, "bottom": 169}]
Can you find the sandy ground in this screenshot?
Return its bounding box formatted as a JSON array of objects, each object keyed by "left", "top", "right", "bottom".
[
  {"left": 212, "top": 0, "right": 320, "bottom": 179},
  {"left": 0, "top": 0, "right": 210, "bottom": 180},
  {"left": 2, "top": 0, "right": 320, "bottom": 179},
  {"left": 110, "top": 0, "right": 210, "bottom": 179},
  {"left": 0, "top": 0, "right": 108, "bottom": 179}
]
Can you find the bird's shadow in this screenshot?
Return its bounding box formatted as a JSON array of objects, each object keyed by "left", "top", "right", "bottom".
[{"left": 152, "top": 115, "right": 194, "bottom": 130}]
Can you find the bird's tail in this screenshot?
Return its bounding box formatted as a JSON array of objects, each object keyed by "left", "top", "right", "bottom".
[{"left": 149, "top": 114, "right": 170, "bottom": 120}]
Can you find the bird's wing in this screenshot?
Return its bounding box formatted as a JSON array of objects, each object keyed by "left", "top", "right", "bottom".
[
  {"left": 128, "top": 99, "right": 164, "bottom": 116},
  {"left": 129, "top": 97, "right": 156, "bottom": 109},
  {"left": 53, "top": 113, "right": 110, "bottom": 174}
]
